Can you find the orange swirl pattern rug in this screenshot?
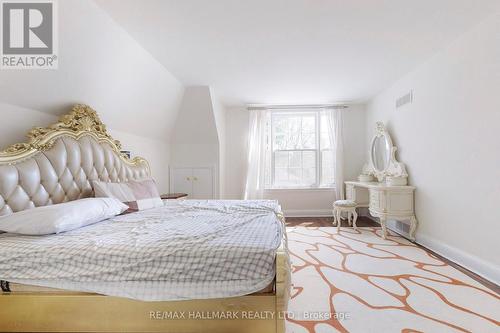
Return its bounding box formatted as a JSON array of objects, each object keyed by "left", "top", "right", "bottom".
[{"left": 285, "top": 227, "right": 500, "bottom": 333}]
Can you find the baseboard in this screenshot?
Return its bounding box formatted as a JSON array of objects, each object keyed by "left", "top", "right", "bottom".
[
  {"left": 416, "top": 233, "right": 500, "bottom": 286},
  {"left": 365, "top": 216, "right": 500, "bottom": 286},
  {"left": 284, "top": 209, "right": 332, "bottom": 217},
  {"left": 386, "top": 219, "right": 411, "bottom": 238}
]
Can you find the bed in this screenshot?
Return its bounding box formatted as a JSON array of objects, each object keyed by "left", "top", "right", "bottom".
[{"left": 0, "top": 105, "right": 291, "bottom": 333}]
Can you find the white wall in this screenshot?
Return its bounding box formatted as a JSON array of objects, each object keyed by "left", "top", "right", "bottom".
[
  {"left": 343, "top": 105, "right": 368, "bottom": 181},
  {"left": 224, "top": 104, "right": 367, "bottom": 216},
  {"left": 107, "top": 129, "right": 170, "bottom": 193},
  {"left": 224, "top": 107, "right": 251, "bottom": 200},
  {"left": 0, "top": 103, "right": 57, "bottom": 148},
  {"left": 170, "top": 144, "right": 219, "bottom": 168},
  {"left": 0, "top": 103, "right": 171, "bottom": 192},
  {"left": 0, "top": 0, "right": 184, "bottom": 141},
  {"left": 170, "top": 87, "right": 222, "bottom": 197},
  {"left": 0, "top": 0, "right": 184, "bottom": 191},
  {"left": 365, "top": 13, "right": 500, "bottom": 283},
  {"left": 170, "top": 87, "right": 219, "bottom": 144},
  {"left": 210, "top": 90, "right": 227, "bottom": 199}
]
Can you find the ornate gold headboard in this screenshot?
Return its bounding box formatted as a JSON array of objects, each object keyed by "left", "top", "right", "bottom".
[{"left": 0, "top": 104, "right": 151, "bottom": 216}]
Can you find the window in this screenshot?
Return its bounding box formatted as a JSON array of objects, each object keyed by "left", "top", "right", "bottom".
[{"left": 266, "top": 110, "right": 334, "bottom": 188}]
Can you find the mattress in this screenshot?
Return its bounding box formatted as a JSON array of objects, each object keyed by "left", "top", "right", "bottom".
[
  {"left": 0, "top": 200, "right": 285, "bottom": 301},
  {"left": 0, "top": 280, "right": 275, "bottom": 295}
]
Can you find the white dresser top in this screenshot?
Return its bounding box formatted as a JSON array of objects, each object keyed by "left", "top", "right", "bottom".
[{"left": 345, "top": 181, "right": 416, "bottom": 190}]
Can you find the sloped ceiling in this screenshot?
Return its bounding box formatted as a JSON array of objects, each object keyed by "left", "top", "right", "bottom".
[
  {"left": 95, "top": 0, "right": 500, "bottom": 106},
  {"left": 0, "top": 0, "right": 184, "bottom": 140}
]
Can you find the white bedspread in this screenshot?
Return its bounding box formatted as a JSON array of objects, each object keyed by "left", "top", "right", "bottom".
[{"left": 0, "top": 200, "right": 285, "bottom": 301}]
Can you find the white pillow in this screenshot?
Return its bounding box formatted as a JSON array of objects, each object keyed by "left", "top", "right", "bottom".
[{"left": 0, "top": 198, "right": 128, "bottom": 235}]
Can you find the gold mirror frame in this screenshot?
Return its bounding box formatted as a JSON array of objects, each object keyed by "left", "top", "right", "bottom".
[{"left": 0, "top": 104, "right": 149, "bottom": 171}]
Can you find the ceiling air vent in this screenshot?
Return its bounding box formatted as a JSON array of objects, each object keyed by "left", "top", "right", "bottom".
[{"left": 396, "top": 90, "right": 413, "bottom": 108}]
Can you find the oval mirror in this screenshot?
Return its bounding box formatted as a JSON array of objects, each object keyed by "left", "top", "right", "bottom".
[{"left": 371, "top": 135, "right": 391, "bottom": 172}]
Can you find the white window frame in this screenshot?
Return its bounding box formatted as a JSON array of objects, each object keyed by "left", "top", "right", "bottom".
[{"left": 267, "top": 110, "right": 334, "bottom": 189}]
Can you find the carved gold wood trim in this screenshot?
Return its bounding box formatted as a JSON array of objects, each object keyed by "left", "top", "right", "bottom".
[{"left": 0, "top": 104, "right": 149, "bottom": 171}]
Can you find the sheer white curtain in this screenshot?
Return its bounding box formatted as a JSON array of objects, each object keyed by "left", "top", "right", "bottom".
[
  {"left": 324, "top": 108, "right": 345, "bottom": 200},
  {"left": 244, "top": 109, "right": 269, "bottom": 199}
]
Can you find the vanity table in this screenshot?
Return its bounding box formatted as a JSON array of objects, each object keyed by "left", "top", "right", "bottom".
[
  {"left": 345, "top": 181, "right": 417, "bottom": 240},
  {"left": 347, "top": 122, "right": 418, "bottom": 241}
]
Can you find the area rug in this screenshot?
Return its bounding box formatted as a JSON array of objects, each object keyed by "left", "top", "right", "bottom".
[{"left": 285, "top": 227, "right": 500, "bottom": 333}]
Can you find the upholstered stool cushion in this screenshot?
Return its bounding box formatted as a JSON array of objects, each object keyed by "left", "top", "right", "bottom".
[{"left": 333, "top": 200, "right": 357, "bottom": 208}]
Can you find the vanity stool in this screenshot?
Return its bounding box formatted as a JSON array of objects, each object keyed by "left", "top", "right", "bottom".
[{"left": 333, "top": 200, "right": 358, "bottom": 231}]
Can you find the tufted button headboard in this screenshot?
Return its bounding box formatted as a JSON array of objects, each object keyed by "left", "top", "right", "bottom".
[{"left": 0, "top": 104, "right": 151, "bottom": 217}]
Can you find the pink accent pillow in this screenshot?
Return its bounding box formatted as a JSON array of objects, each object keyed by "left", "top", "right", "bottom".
[{"left": 93, "top": 179, "right": 163, "bottom": 212}]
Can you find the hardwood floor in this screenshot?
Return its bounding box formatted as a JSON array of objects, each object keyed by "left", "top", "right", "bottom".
[
  {"left": 285, "top": 216, "right": 500, "bottom": 294},
  {"left": 285, "top": 215, "right": 378, "bottom": 228}
]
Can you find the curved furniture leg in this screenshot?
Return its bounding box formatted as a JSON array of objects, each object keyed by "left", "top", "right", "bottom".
[
  {"left": 336, "top": 209, "right": 342, "bottom": 232},
  {"left": 409, "top": 216, "right": 418, "bottom": 242},
  {"left": 348, "top": 211, "right": 353, "bottom": 226},
  {"left": 332, "top": 207, "right": 337, "bottom": 226},
  {"left": 380, "top": 217, "right": 387, "bottom": 239},
  {"left": 352, "top": 210, "right": 358, "bottom": 231}
]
